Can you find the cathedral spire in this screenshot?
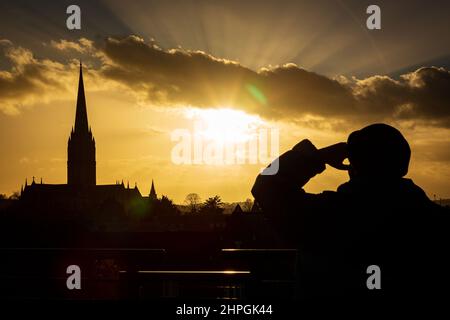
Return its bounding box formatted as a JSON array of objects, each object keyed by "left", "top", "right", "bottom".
[
  {"left": 67, "top": 62, "right": 96, "bottom": 186},
  {"left": 149, "top": 179, "right": 157, "bottom": 200},
  {"left": 74, "top": 61, "right": 88, "bottom": 133}
]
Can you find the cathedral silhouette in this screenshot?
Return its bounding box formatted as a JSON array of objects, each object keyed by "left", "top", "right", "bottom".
[
  {"left": 20, "top": 63, "right": 157, "bottom": 215},
  {"left": 68, "top": 62, "right": 96, "bottom": 186}
]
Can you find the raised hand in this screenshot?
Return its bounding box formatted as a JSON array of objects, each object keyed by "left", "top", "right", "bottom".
[{"left": 318, "top": 142, "right": 349, "bottom": 171}]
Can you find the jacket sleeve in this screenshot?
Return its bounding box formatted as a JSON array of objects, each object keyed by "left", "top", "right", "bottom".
[{"left": 251, "top": 139, "right": 326, "bottom": 227}]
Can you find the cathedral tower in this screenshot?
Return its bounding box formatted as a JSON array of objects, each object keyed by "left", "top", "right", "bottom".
[{"left": 67, "top": 63, "right": 96, "bottom": 186}]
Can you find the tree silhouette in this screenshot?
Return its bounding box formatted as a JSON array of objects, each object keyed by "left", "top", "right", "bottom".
[
  {"left": 184, "top": 193, "right": 201, "bottom": 214},
  {"left": 199, "top": 195, "right": 224, "bottom": 215},
  {"left": 156, "top": 195, "right": 180, "bottom": 215}
]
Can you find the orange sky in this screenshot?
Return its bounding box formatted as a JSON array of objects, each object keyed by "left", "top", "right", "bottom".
[
  {"left": 0, "top": 66, "right": 448, "bottom": 203},
  {"left": 1, "top": 1, "right": 449, "bottom": 203}
]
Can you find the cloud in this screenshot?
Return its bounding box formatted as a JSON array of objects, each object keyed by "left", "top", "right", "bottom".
[
  {"left": 0, "top": 40, "right": 73, "bottom": 114},
  {"left": 96, "top": 36, "right": 450, "bottom": 127},
  {"left": 50, "top": 38, "right": 94, "bottom": 53},
  {"left": 352, "top": 67, "right": 450, "bottom": 126},
  {"left": 1, "top": 35, "right": 449, "bottom": 129},
  {"left": 98, "top": 36, "right": 355, "bottom": 120},
  {"left": 0, "top": 39, "right": 12, "bottom": 46},
  {"left": 0, "top": 39, "right": 112, "bottom": 115}
]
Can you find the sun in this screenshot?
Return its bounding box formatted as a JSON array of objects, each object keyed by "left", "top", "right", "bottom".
[{"left": 184, "top": 107, "right": 266, "bottom": 144}]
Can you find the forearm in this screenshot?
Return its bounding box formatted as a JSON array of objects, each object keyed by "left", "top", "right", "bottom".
[{"left": 251, "top": 139, "right": 326, "bottom": 214}]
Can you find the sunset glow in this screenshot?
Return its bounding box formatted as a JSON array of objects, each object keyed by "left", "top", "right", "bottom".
[
  {"left": 184, "top": 108, "right": 266, "bottom": 144},
  {"left": 0, "top": 0, "right": 449, "bottom": 203}
]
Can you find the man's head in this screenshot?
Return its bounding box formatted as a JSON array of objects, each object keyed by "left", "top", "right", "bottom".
[{"left": 347, "top": 123, "right": 411, "bottom": 179}]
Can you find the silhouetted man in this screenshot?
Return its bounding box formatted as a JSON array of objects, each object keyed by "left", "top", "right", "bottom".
[{"left": 252, "top": 123, "right": 448, "bottom": 298}]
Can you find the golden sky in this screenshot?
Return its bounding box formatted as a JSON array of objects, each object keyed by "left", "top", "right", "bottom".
[{"left": 0, "top": 0, "right": 449, "bottom": 202}]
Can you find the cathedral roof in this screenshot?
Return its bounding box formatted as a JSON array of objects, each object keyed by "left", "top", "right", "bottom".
[{"left": 23, "top": 183, "right": 142, "bottom": 198}]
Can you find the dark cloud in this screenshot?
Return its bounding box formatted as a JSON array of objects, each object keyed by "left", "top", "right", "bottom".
[
  {"left": 354, "top": 67, "right": 450, "bottom": 124},
  {"left": 97, "top": 36, "right": 450, "bottom": 127},
  {"left": 404, "top": 67, "right": 450, "bottom": 119},
  {"left": 98, "top": 36, "right": 355, "bottom": 120},
  {"left": 2, "top": 35, "right": 450, "bottom": 128},
  {"left": 0, "top": 40, "right": 73, "bottom": 115}
]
